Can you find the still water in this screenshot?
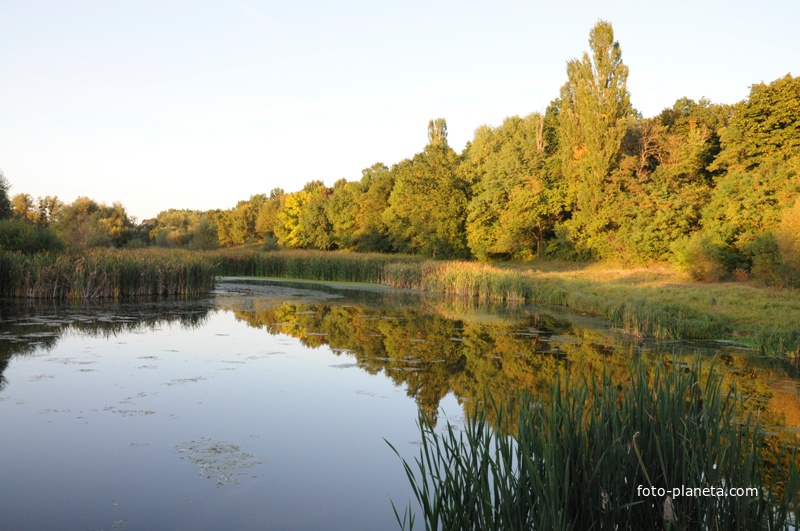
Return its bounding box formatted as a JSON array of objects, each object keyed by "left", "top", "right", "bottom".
[{"left": 0, "top": 278, "right": 796, "bottom": 530}]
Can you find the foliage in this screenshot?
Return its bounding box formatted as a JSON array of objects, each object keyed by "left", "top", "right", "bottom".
[
  {"left": 712, "top": 74, "right": 800, "bottom": 172},
  {"left": 150, "top": 209, "right": 218, "bottom": 250},
  {"left": 464, "top": 114, "right": 558, "bottom": 260},
  {"left": 11, "top": 193, "right": 63, "bottom": 226},
  {"left": 53, "top": 197, "right": 135, "bottom": 248},
  {"left": 556, "top": 20, "right": 633, "bottom": 256},
  {"left": 0, "top": 171, "right": 11, "bottom": 220},
  {"left": 670, "top": 233, "right": 729, "bottom": 282},
  {"left": 0, "top": 219, "right": 64, "bottom": 253},
  {"left": 391, "top": 360, "right": 799, "bottom": 530},
  {"left": 702, "top": 159, "right": 800, "bottom": 252},
  {"left": 384, "top": 120, "right": 470, "bottom": 258}
]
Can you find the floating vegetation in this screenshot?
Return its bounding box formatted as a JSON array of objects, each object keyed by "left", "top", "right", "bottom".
[
  {"left": 173, "top": 437, "right": 264, "bottom": 486},
  {"left": 163, "top": 376, "right": 207, "bottom": 387},
  {"left": 104, "top": 407, "right": 156, "bottom": 417}
]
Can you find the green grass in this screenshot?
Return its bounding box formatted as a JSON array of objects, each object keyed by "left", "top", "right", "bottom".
[
  {"left": 389, "top": 360, "right": 800, "bottom": 530},
  {"left": 213, "top": 250, "right": 800, "bottom": 357},
  {"left": 0, "top": 248, "right": 216, "bottom": 299}
]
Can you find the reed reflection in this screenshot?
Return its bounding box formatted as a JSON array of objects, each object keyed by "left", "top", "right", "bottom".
[
  {"left": 0, "top": 298, "right": 213, "bottom": 392},
  {"left": 222, "top": 291, "right": 800, "bottom": 433}
]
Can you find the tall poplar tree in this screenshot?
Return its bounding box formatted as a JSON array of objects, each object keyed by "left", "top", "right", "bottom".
[{"left": 558, "top": 20, "right": 633, "bottom": 254}]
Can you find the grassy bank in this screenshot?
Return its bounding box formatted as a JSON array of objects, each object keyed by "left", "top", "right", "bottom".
[
  {"left": 214, "top": 250, "right": 800, "bottom": 355},
  {"left": 390, "top": 360, "right": 800, "bottom": 530},
  {"left": 10, "top": 247, "right": 790, "bottom": 352},
  {"left": 0, "top": 249, "right": 216, "bottom": 299}
]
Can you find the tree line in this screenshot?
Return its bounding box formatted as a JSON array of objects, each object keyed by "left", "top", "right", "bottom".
[{"left": 2, "top": 21, "right": 799, "bottom": 285}]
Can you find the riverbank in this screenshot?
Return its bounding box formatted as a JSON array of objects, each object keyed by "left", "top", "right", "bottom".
[
  {"left": 212, "top": 249, "right": 800, "bottom": 357},
  {"left": 3, "top": 247, "right": 797, "bottom": 357}
]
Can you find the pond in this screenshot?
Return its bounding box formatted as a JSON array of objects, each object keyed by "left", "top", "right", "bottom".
[{"left": 1, "top": 278, "right": 797, "bottom": 530}]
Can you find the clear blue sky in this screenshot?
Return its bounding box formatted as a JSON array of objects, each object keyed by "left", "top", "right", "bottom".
[{"left": 1, "top": 0, "right": 797, "bottom": 221}]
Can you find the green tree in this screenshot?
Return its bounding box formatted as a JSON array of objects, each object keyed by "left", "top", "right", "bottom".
[
  {"left": 325, "top": 178, "right": 362, "bottom": 249},
  {"left": 255, "top": 188, "right": 284, "bottom": 244},
  {"left": 38, "top": 196, "right": 63, "bottom": 227},
  {"left": 53, "top": 197, "right": 134, "bottom": 248},
  {"left": 712, "top": 74, "right": 800, "bottom": 172},
  {"left": 384, "top": 119, "right": 469, "bottom": 258},
  {"left": 352, "top": 163, "right": 394, "bottom": 252},
  {"left": 0, "top": 171, "right": 12, "bottom": 220},
  {"left": 609, "top": 99, "right": 729, "bottom": 261},
  {"left": 464, "top": 114, "right": 558, "bottom": 260},
  {"left": 295, "top": 181, "right": 334, "bottom": 249},
  {"left": 557, "top": 20, "right": 633, "bottom": 255}
]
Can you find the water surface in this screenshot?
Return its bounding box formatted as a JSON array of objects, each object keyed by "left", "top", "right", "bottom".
[{"left": 1, "top": 279, "right": 797, "bottom": 530}]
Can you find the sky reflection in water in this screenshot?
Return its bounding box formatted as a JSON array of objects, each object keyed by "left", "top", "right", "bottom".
[{"left": 0, "top": 279, "right": 794, "bottom": 530}]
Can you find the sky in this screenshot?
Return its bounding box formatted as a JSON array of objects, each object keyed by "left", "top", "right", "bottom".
[{"left": 1, "top": 0, "right": 798, "bottom": 221}]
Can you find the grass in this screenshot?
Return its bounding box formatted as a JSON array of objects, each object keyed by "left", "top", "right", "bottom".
[
  {"left": 389, "top": 359, "right": 800, "bottom": 530},
  {"left": 213, "top": 250, "right": 800, "bottom": 357},
  {"left": 0, "top": 248, "right": 216, "bottom": 299},
  {"left": 212, "top": 248, "right": 424, "bottom": 283},
  {"left": 11, "top": 247, "right": 786, "bottom": 355}
]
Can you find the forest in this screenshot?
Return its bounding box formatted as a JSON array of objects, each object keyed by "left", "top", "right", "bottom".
[{"left": 2, "top": 21, "right": 799, "bottom": 287}]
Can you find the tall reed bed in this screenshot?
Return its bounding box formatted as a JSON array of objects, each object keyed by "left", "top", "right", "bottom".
[
  {"left": 212, "top": 250, "right": 790, "bottom": 351},
  {"left": 212, "top": 249, "right": 423, "bottom": 283},
  {"left": 390, "top": 360, "right": 799, "bottom": 530},
  {"left": 383, "top": 260, "right": 729, "bottom": 340},
  {"left": 0, "top": 249, "right": 215, "bottom": 299}
]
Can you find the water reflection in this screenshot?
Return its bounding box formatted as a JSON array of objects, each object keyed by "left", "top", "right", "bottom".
[
  {"left": 2, "top": 280, "right": 798, "bottom": 430},
  {"left": 215, "top": 279, "right": 800, "bottom": 432},
  {"left": 1, "top": 280, "right": 800, "bottom": 529},
  {"left": 0, "top": 297, "right": 212, "bottom": 392}
]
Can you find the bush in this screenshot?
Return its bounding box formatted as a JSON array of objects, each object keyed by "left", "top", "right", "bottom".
[
  {"left": 0, "top": 219, "right": 64, "bottom": 253},
  {"left": 747, "top": 233, "right": 795, "bottom": 287},
  {"left": 670, "top": 233, "right": 726, "bottom": 281}
]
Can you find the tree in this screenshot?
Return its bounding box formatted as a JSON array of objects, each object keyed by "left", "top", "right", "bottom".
[
  {"left": 11, "top": 193, "right": 37, "bottom": 223},
  {"left": 463, "top": 114, "right": 557, "bottom": 260},
  {"left": 712, "top": 74, "right": 800, "bottom": 172},
  {"left": 352, "top": 163, "right": 395, "bottom": 252},
  {"left": 255, "top": 188, "right": 284, "bottom": 243},
  {"left": 384, "top": 119, "right": 469, "bottom": 258},
  {"left": 557, "top": 20, "right": 633, "bottom": 255},
  {"left": 53, "top": 197, "right": 134, "bottom": 248},
  {"left": 0, "top": 171, "right": 11, "bottom": 220}
]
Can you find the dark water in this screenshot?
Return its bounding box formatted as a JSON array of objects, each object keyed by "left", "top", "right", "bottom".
[{"left": 0, "top": 278, "right": 796, "bottom": 530}]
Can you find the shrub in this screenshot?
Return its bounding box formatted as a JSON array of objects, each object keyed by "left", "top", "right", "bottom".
[
  {"left": 670, "top": 233, "right": 726, "bottom": 282},
  {"left": 0, "top": 219, "right": 64, "bottom": 253}
]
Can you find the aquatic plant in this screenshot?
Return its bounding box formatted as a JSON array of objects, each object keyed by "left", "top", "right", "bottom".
[
  {"left": 0, "top": 248, "right": 216, "bottom": 299},
  {"left": 212, "top": 249, "right": 423, "bottom": 283},
  {"left": 389, "top": 360, "right": 799, "bottom": 530}
]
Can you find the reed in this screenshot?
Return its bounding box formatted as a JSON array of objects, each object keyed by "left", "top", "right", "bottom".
[
  {"left": 389, "top": 360, "right": 800, "bottom": 530},
  {"left": 212, "top": 249, "right": 423, "bottom": 283},
  {"left": 380, "top": 260, "right": 730, "bottom": 340},
  {"left": 0, "top": 249, "right": 216, "bottom": 299}
]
